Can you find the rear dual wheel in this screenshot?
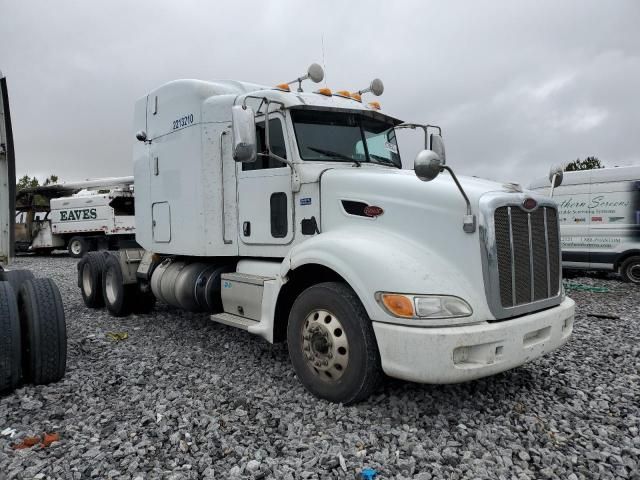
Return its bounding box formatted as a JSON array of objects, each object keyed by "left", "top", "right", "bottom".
[
  {"left": 1, "top": 275, "right": 67, "bottom": 391},
  {"left": 0, "top": 282, "right": 21, "bottom": 393},
  {"left": 287, "top": 282, "right": 382, "bottom": 405},
  {"left": 78, "top": 252, "right": 107, "bottom": 308},
  {"left": 0, "top": 269, "right": 35, "bottom": 295},
  {"left": 102, "top": 254, "right": 155, "bottom": 316},
  {"left": 17, "top": 278, "right": 67, "bottom": 385}
]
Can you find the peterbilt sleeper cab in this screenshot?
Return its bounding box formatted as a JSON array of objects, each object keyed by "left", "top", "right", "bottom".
[{"left": 77, "top": 64, "right": 575, "bottom": 404}]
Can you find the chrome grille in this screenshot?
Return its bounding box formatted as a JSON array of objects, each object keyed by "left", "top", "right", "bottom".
[{"left": 493, "top": 205, "right": 560, "bottom": 308}]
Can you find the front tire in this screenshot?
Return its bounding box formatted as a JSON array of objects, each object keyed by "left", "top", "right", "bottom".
[
  {"left": 287, "top": 282, "right": 382, "bottom": 404},
  {"left": 68, "top": 236, "right": 88, "bottom": 258},
  {"left": 620, "top": 256, "right": 640, "bottom": 283}
]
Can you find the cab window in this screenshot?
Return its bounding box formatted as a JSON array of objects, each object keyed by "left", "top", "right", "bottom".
[{"left": 242, "top": 118, "right": 287, "bottom": 171}]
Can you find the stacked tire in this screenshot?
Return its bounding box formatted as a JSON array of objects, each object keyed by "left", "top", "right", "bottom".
[
  {"left": 77, "top": 252, "right": 155, "bottom": 317},
  {"left": 0, "top": 270, "right": 67, "bottom": 395}
]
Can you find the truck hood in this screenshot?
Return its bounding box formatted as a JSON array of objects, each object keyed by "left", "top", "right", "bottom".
[
  {"left": 319, "top": 165, "right": 518, "bottom": 223},
  {"left": 317, "top": 166, "right": 530, "bottom": 322}
]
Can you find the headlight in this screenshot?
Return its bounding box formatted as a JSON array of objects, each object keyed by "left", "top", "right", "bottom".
[{"left": 377, "top": 293, "right": 473, "bottom": 319}]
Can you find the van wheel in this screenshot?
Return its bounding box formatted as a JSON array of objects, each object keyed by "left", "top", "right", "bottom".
[
  {"left": 0, "top": 269, "right": 35, "bottom": 294},
  {"left": 78, "top": 252, "right": 107, "bottom": 308},
  {"left": 102, "top": 254, "right": 134, "bottom": 317},
  {"left": 620, "top": 256, "right": 640, "bottom": 283},
  {"left": 18, "top": 278, "right": 67, "bottom": 385},
  {"left": 0, "top": 282, "right": 22, "bottom": 393},
  {"left": 287, "top": 282, "right": 382, "bottom": 405},
  {"left": 68, "top": 237, "right": 88, "bottom": 258}
]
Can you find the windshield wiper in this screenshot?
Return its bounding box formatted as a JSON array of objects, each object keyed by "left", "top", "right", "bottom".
[
  {"left": 307, "top": 146, "right": 361, "bottom": 167},
  {"left": 369, "top": 153, "right": 400, "bottom": 169}
]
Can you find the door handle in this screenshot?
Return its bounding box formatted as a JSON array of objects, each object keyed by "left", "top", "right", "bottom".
[{"left": 243, "top": 221, "right": 251, "bottom": 237}]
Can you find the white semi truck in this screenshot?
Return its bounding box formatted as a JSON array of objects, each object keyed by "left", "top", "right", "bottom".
[
  {"left": 78, "top": 64, "right": 575, "bottom": 403},
  {"left": 1, "top": 70, "right": 67, "bottom": 394},
  {"left": 16, "top": 177, "right": 136, "bottom": 257}
]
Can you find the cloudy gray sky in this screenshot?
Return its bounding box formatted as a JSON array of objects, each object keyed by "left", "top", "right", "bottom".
[{"left": 1, "top": 0, "right": 638, "bottom": 186}]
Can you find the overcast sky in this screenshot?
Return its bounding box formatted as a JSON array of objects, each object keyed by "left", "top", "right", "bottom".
[{"left": 1, "top": 0, "right": 638, "bottom": 186}]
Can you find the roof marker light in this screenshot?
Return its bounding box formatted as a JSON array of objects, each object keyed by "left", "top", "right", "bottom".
[
  {"left": 275, "top": 83, "right": 291, "bottom": 92},
  {"left": 350, "top": 93, "right": 362, "bottom": 102},
  {"left": 368, "top": 101, "right": 381, "bottom": 110},
  {"left": 335, "top": 90, "right": 351, "bottom": 98},
  {"left": 316, "top": 88, "right": 332, "bottom": 96}
]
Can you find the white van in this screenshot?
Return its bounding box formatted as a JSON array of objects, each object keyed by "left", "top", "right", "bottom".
[{"left": 530, "top": 166, "right": 640, "bottom": 283}]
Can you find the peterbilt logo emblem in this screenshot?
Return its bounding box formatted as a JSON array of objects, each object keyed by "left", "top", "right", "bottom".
[
  {"left": 522, "top": 198, "right": 538, "bottom": 211},
  {"left": 363, "top": 206, "right": 384, "bottom": 217}
]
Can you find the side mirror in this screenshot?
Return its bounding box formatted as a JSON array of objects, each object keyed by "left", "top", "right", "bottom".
[
  {"left": 231, "top": 105, "right": 257, "bottom": 163},
  {"left": 430, "top": 133, "right": 446, "bottom": 165},
  {"left": 414, "top": 150, "right": 443, "bottom": 182},
  {"left": 548, "top": 165, "right": 563, "bottom": 188},
  {"left": 307, "top": 63, "right": 324, "bottom": 84},
  {"left": 370, "top": 78, "right": 384, "bottom": 96}
]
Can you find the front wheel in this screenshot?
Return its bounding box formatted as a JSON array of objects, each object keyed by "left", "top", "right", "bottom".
[
  {"left": 287, "top": 282, "right": 382, "bottom": 404},
  {"left": 620, "top": 256, "right": 640, "bottom": 284},
  {"left": 68, "top": 237, "right": 88, "bottom": 258}
]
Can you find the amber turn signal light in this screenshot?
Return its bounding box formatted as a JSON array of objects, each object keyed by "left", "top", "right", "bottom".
[{"left": 380, "top": 294, "right": 414, "bottom": 318}]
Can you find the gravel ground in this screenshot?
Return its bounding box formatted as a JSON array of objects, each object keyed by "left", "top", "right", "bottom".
[{"left": 1, "top": 255, "right": 639, "bottom": 480}]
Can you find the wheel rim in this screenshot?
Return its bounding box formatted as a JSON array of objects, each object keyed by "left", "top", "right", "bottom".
[
  {"left": 70, "top": 240, "right": 82, "bottom": 255},
  {"left": 628, "top": 263, "right": 640, "bottom": 283},
  {"left": 105, "top": 268, "right": 118, "bottom": 304},
  {"left": 82, "top": 264, "right": 93, "bottom": 296},
  {"left": 301, "top": 309, "right": 349, "bottom": 381}
]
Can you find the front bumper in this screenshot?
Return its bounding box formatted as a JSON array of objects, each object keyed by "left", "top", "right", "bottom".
[{"left": 372, "top": 297, "right": 575, "bottom": 384}]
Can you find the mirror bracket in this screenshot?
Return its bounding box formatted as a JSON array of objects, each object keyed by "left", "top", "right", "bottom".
[
  {"left": 237, "top": 95, "right": 301, "bottom": 192},
  {"left": 548, "top": 165, "right": 564, "bottom": 197},
  {"left": 395, "top": 123, "right": 444, "bottom": 163},
  {"left": 441, "top": 165, "right": 476, "bottom": 234}
]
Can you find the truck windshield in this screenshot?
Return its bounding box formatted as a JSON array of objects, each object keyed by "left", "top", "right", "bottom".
[{"left": 291, "top": 110, "right": 401, "bottom": 168}]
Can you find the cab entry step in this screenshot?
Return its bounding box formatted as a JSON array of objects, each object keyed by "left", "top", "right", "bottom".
[{"left": 210, "top": 312, "right": 259, "bottom": 330}]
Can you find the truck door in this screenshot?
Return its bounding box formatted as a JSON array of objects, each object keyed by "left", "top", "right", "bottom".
[{"left": 237, "top": 114, "right": 293, "bottom": 247}]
